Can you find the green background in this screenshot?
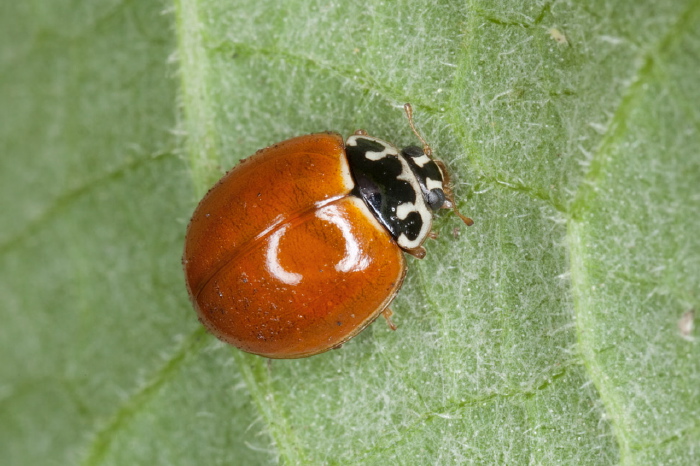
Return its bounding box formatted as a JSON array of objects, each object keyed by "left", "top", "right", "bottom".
[{"left": 2, "top": 0, "right": 699, "bottom": 464}]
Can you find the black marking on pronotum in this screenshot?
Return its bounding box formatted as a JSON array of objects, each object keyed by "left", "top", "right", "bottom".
[
  {"left": 346, "top": 135, "right": 432, "bottom": 250},
  {"left": 402, "top": 145, "right": 446, "bottom": 211}
]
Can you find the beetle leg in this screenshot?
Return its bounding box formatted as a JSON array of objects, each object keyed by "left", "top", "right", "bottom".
[
  {"left": 354, "top": 129, "right": 368, "bottom": 135},
  {"left": 382, "top": 308, "right": 398, "bottom": 331},
  {"left": 428, "top": 231, "right": 439, "bottom": 240},
  {"left": 404, "top": 245, "right": 427, "bottom": 259}
]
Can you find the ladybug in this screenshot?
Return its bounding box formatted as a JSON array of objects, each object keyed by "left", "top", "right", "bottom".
[{"left": 183, "top": 104, "right": 472, "bottom": 358}]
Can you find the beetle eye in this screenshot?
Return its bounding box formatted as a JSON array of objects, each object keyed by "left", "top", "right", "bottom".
[{"left": 426, "top": 188, "right": 446, "bottom": 211}]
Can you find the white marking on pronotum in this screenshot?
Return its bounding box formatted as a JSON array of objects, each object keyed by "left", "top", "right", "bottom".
[
  {"left": 412, "top": 154, "right": 432, "bottom": 167},
  {"left": 395, "top": 153, "right": 432, "bottom": 249},
  {"left": 346, "top": 135, "right": 398, "bottom": 161},
  {"left": 364, "top": 142, "right": 398, "bottom": 161},
  {"left": 316, "top": 204, "right": 370, "bottom": 273},
  {"left": 346, "top": 134, "right": 432, "bottom": 250},
  {"left": 425, "top": 177, "right": 443, "bottom": 191},
  {"left": 396, "top": 202, "right": 418, "bottom": 220},
  {"left": 365, "top": 150, "right": 391, "bottom": 161},
  {"left": 266, "top": 226, "right": 302, "bottom": 285}
]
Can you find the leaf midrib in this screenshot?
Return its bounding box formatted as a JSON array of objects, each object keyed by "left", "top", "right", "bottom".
[{"left": 566, "top": 1, "right": 700, "bottom": 461}]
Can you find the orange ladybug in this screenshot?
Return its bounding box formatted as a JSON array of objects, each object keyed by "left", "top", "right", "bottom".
[{"left": 183, "top": 104, "right": 472, "bottom": 358}]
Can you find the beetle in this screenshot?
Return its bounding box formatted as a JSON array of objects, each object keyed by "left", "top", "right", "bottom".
[{"left": 183, "top": 104, "right": 472, "bottom": 358}]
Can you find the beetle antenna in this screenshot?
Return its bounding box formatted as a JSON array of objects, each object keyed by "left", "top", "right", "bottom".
[
  {"left": 403, "top": 103, "right": 432, "bottom": 157},
  {"left": 404, "top": 104, "right": 474, "bottom": 227}
]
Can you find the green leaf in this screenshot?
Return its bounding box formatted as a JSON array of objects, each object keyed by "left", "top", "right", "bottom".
[{"left": 2, "top": 0, "right": 699, "bottom": 464}]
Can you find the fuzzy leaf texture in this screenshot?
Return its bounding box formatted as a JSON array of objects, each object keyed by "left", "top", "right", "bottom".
[{"left": 1, "top": 0, "right": 699, "bottom": 464}]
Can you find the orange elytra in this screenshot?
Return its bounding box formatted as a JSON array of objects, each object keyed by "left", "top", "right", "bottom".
[{"left": 183, "top": 104, "right": 472, "bottom": 358}]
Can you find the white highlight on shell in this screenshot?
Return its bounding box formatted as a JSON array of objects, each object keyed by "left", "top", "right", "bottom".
[
  {"left": 266, "top": 225, "right": 302, "bottom": 285},
  {"left": 316, "top": 203, "right": 370, "bottom": 273},
  {"left": 425, "top": 177, "right": 443, "bottom": 191}
]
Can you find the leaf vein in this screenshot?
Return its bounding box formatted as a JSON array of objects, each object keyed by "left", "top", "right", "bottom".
[
  {"left": 349, "top": 361, "right": 577, "bottom": 463},
  {"left": 207, "top": 39, "right": 440, "bottom": 115},
  {"left": 568, "top": 3, "right": 700, "bottom": 462},
  {"left": 569, "top": 0, "right": 700, "bottom": 219},
  {"left": 80, "top": 328, "right": 208, "bottom": 466},
  {"left": 0, "top": 151, "right": 175, "bottom": 255}
]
